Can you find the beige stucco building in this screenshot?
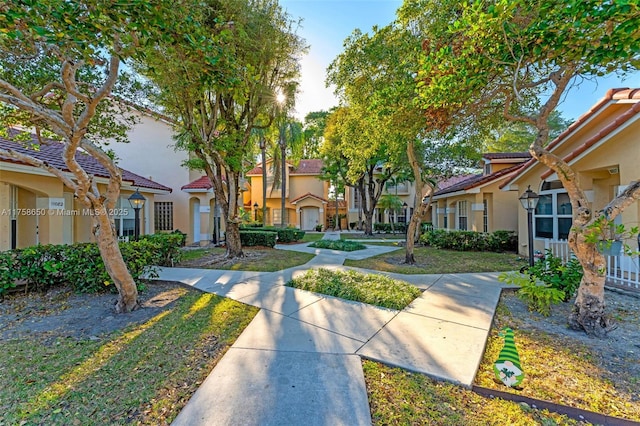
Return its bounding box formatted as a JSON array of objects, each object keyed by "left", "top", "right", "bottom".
[
  {"left": 0, "top": 131, "right": 171, "bottom": 251},
  {"left": 431, "top": 153, "right": 531, "bottom": 233},
  {"left": 501, "top": 88, "right": 640, "bottom": 257},
  {"left": 247, "top": 159, "right": 329, "bottom": 230}
]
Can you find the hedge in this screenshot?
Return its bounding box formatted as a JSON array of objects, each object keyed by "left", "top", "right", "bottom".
[
  {"left": 373, "top": 222, "right": 407, "bottom": 233},
  {"left": 0, "top": 233, "right": 183, "bottom": 296},
  {"left": 239, "top": 226, "right": 305, "bottom": 243},
  {"left": 419, "top": 229, "right": 517, "bottom": 252},
  {"left": 239, "top": 230, "right": 277, "bottom": 247}
]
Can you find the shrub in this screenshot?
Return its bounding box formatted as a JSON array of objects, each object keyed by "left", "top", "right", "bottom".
[
  {"left": 239, "top": 226, "right": 305, "bottom": 243},
  {"left": 525, "top": 250, "right": 583, "bottom": 301},
  {"left": 0, "top": 233, "right": 184, "bottom": 296},
  {"left": 140, "top": 232, "right": 184, "bottom": 265},
  {"left": 373, "top": 222, "right": 407, "bottom": 233},
  {"left": 239, "top": 230, "right": 277, "bottom": 247},
  {"left": 309, "top": 240, "right": 366, "bottom": 252},
  {"left": 419, "top": 229, "right": 517, "bottom": 253},
  {"left": 499, "top": 272, "right": 566, "bottom": 316}
]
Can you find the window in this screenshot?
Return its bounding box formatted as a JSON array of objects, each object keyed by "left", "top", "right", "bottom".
[
  {"left": 457, "top": 201, "right": 468, "bottom": 230},
  {"left": 534, "top": 182, "right": 572, "bottom": 240},
  {"left": 353, "top": 187, "right": 361, "bottom": 210},
  {"left": 154, "top": 202, "right": 173, "bottom": 231},
  {"left": 114, "top": 197, "right": 135, "bottom": 237},
  {"left": 483, "top": 199, "right": 488, "bottom": 233},
  {"left": 484, "top": 163, "right": 491, "bottom": 175},
  {"left": 273, "top": 208, "right": 281, "bottom": 224}
]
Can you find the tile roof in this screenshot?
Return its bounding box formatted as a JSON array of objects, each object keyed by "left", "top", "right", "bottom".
[
  {"left": 181, "top": 175, "right": 212, "bottom": 191},
  {"left": 290, "top": 192, "right": 328, "bottom": 204},
  {"left": 291, "top": 159, "right": 323, "bottom": 175},
  {"left": 0, "top": 131, "right": 171, "bottom": 192},
  {"left": 482, "top": 152, "right": 531, "bottom": 160},
  {"left": 434, "top": 163, "right": 527, "bottom": 197},
  {"left": 501, "top": 88, "right": 640, "bottom": 188},
  {"left": 247, "top": 159, "right": 324, "bottom": 176}
]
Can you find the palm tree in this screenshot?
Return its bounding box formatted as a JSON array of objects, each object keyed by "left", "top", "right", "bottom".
[{"left": 378, "top": 194, "right": 404, "bottom": 233}]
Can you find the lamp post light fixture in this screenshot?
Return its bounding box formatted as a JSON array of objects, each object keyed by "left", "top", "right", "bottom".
[
  {"left": 402, "top": 202, "right": 408, "bottom": 224},
  {"left": 519, "top": 185, "right": 540, "bottom": 267},
  {"left": 127, "top": 189, "right": 146, "bottom": 241},
  {"left": 254, "top": 202, "right": 259, "bottom": 222}
]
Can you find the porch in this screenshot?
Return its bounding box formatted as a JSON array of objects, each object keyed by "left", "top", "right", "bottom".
[{"left": 544, "top": 239, "right": 640, "bottom": 292}]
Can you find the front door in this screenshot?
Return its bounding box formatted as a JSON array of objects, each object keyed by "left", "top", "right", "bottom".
[{"left": 303, "top": 207, "right": 319, "bottom": 230}]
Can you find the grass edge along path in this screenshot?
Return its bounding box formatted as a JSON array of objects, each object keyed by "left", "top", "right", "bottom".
[
  {"left": 345, "top": 246, "right": 526, "bottom": 274},
  {"left": 363, "top": 360, "right": 582, "bottom": 425},
  {"left": 0, "top": 287, "right": 259, "bottom": 425},
  {"left": 286, "top": 268, "right": 422, "bottom": 310},
  {"left": 309, "top": 239, "right": 367, "bottom": 252}
]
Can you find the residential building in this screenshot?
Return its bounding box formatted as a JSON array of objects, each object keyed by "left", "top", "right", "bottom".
[
  {"left": 501, "top": 88, "right": 640, "bottom": 260},
  {"left": 0, "top": 131, "right": 171, "bottom": 250},
  {"left": 431, "top": 153, "right": 531, "bottom": 232},
  {"left": 247, "top": 159, "right": 328, "bottom": 230}
]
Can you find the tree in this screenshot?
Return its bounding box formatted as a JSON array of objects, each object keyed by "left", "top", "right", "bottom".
[
  {"left": 484, "top": 111, "right": 572, "bottom": 153},
  {"left": 302, "top": 110, "right": 330, "bottom": 159},
  {"left": 139, "top": 0, "right": 306, "bottom": 258},
  {"left": 415, "top": 0, "right": 640, "bottom": 336},
  {"left": 275, "top": 117, "right": 304, "bottom": 227},
  {"left": 321, "top": 106, "right": 400, "bottom": 235},
  {"left": 328, "top": 21, "right": 482, "bottom": 261},
  {"left": 0, "top": 0, "right": 198, "bottom": 313}
]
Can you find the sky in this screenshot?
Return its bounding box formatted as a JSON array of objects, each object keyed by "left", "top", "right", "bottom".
[{"left": 279, "top": 0, "right": 640, "bottom": 123}]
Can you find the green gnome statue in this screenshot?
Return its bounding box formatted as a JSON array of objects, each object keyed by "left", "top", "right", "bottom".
[{"left": 493, "top": 327, "right": 524, "bottom": 388}]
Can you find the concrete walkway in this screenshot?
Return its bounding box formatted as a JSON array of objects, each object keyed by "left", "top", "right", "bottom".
[{"left": 157, "top": 239, "right": 511, "bottom": 425}]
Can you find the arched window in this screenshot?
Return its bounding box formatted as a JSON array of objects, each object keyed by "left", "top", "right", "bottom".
[{"left": 534, "top": 181, "right": 572, "bottom": 240}]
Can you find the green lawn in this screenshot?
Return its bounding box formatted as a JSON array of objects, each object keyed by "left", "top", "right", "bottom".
[
  {"left": 309, "top": 239, "right": 367, "bottom": 251},
  {"left": 340, "top": 232, "right": 405, "bottom": 240},
  {"left": 178, "top": 247, "right": 314, "bottom": 271},
  {"left": 286, "top": 268, "right": 422, "bottom": 310},
  {"left": 0, "top": 288, "right": 258, "bottom": 425},
  {"left": 364, "top": 360, "right": 579, "bottom": 425},
  {"left": 344, "top": 246, "right": 526, "bottom": 274},
  {"left": 301, "top": 232, "right": 324, "bottom": 243}
]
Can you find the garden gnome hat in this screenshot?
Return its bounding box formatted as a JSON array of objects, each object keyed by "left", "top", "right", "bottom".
[{"left": 493, "top": 327, "right": 524, "bottom": 388}]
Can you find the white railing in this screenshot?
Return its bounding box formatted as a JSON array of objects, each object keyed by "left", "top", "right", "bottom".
[{"left": 544, "top": 239, "right": 640, "bottom": 291}]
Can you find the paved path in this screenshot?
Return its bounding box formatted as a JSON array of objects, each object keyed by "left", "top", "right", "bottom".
[{"left": 156, "top": 240, "right": 511, "bottom": 426}]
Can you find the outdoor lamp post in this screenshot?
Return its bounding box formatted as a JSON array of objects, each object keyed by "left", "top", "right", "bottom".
[
  {"left": 402, "top": 202, "right": 408, "bottom": 224},
  {"left": 519, "top": 185, "right": 540, "bottom": 267},
  {"left": 128, "top": 189, "right": 146, "bottom": 241},
  {"left": 254, "top": 202, "right": 259, "bottom": 221}
]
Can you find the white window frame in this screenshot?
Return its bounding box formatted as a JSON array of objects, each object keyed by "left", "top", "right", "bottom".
[
  {"left": 457, "top": 200, "right": 468, "bottom": 230},
  {"left": 483, "top": 199, "right": 488, "bottom": 233},
  {"left": 534, "top": 188, "right": 572, "bottom": 240}
]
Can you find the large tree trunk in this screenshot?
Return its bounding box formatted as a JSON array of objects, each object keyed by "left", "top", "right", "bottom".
[
  {"left": 225, "top": 220, "right": 243, "bottom": 258},
  {"left": 92, "top": 208, "right": 139, "bottom": 313},
  {"left": 363, "top": 211, "right": 374, "bottom": 235},
  {"left": 567, "top": 231, "right": 616, "bottom": 337},
  {"left": 404, "top": 140, "right": 432, "bottom": 264}
]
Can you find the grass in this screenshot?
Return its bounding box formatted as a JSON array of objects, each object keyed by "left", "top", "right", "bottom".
[
  {"left": 364, "top": 360, "right": 580, "bottom": 425},
  {"left": 286, "top": 268, "right": 422, "bottom": 310},
  {"left": 178, "top": 247, "right": 314, "bottom": 271},
  {"left": 0, "top": 288, "right": 258, "bottom": 425},
  {"left": 340, "top": 232, "right": 405, "bottom": 240},
  {"left": 475, "top": 296, "right": 640, "bottom": 421},
  {"left": 301, "top": 233, "right": 324, "bottom": 243},
  {"left": 344, "top": 246, "right": 526, "bottom": 274},
  {"left": 179, "top": 247, "right": 224, "bottom": 262},
  {"left": 309, "top": 239, "right": 367, "bottom": 251}
]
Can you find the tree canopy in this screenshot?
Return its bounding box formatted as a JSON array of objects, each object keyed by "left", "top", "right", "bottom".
[{"left": 412, "top": 0, "right": 640, "bottom": 335}]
